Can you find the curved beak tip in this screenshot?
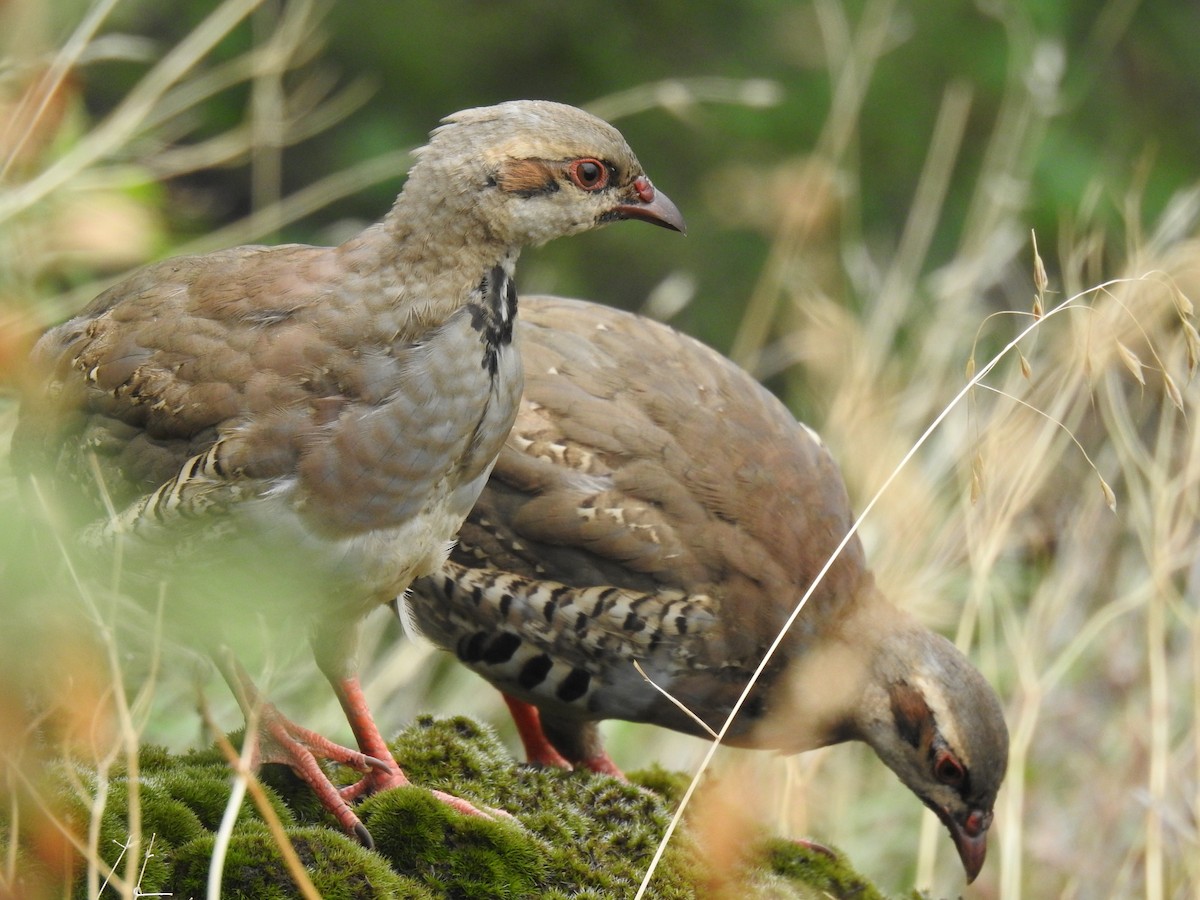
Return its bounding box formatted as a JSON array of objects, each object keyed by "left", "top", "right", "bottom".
[
  {"left": 615, "top": 189, "right": 686, "bottom": 235},
  {"left": 953, "top": 828, "right": 988, "bottom": 884}
]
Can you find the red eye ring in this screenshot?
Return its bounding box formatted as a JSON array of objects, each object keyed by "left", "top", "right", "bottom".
[
  {"left": 934, "top": 750, "right": 965, "bottom": 787},
  {"left": 568, "top": 158, "right": 609, "bottom": 191}
]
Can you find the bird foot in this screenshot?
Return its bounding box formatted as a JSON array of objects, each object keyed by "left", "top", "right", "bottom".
[
  {"left": 429, "top": 789, "right": 515, "bottom": 822},
  {"left": 333, "top": 750, "right": 513, "bottom": 823},
  {"left": 576, "top": 751, "right": 624, "bottom": 779},
  {"left": 791, "top": 837, "right": 838, "bottom": 859},
  {"left": 502, "top": 694, "right": 624, "bottom": 779},
  {"left": 252, "top": 703, "right": 386, "bottom": 845},
  {"left": 338, "top": 763, "right": 409, "bottom": 803}
]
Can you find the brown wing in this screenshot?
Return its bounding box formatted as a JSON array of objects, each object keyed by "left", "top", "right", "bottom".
[{"left": 453, "top": 295, "right": 868, "bottom": 660}]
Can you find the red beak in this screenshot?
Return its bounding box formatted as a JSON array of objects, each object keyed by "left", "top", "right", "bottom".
[
  {"left": 614, "top": 175, "right": 686, "bottom": 233},
  {"left": 938, "top": 807, "right": 991, "bottom": 883}
]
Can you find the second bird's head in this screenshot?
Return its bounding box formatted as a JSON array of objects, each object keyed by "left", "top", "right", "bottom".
[{"left": 404, "top": 100, "right": 685, "bottom": 246}]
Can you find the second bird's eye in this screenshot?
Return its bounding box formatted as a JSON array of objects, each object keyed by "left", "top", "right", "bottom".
[
  {"left": 569, "top": 158, "right": 609, "bottom": 191},
  {"left": 934, "top": 751, "right": 966, "bottom": 787}
]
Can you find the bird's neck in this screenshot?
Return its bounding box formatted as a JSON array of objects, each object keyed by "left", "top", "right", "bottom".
[
  {"left": 336, "top": 179, "right": 519, "bottom": 327},
  {"left": 843, "top": 600, "right": 941, "bottom": 751},
  {"left": 747, "top": 581, "right": 915, "bottom": 754}
]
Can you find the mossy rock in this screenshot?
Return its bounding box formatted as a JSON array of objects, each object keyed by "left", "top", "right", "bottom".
[
  {"left": 4, "top": 715, "right": 896, "bottom": 898},
  {"left": 169, "top": 823, "right": 426, "bottom": 899}
]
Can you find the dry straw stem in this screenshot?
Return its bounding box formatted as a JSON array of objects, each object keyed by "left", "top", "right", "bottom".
[
  {"left": 7, "top": 2, "right": 1199, "bottom": 897},
  {"left": 3, "top": 0, "right": 379, "bottom": 335},
  {"left": 634, "top": 263, "right": 1167, "bottom": 897},
  {"left": 635, "top": 7, "right": 1198, "bottom": 880},
  {"left": 0, "top": 0, "right": 267, "bottom": 222},
  {"left": 730, "top": 0, "right": 899, "bottom": 371},
  {"left": 585, "top": 75, "right": 784, "bottom": 124},
  {"left": 3, "top": 480, "right": 170, "bottom": 899},
  {"left": 0, "top": 3, "right": 394, "bottom": 894},
  {"left": 201, "top": 697, "right": 324, "bottom": 900}
]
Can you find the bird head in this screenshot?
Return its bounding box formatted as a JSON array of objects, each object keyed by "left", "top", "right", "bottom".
[
  {"left": 406, "top": 100, "right": 685, "bottom": 247},
  {"left": 854, "top": 624, "right": 1009, "bottom": 883}
]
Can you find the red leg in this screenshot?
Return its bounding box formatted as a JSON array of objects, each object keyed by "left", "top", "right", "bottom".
[
  {"left": 329, "top": 674, "right": 508, "bottom": 820},
  {"left": 577, "top": 747, "right": 624, "bottom": 778},
  {"left": 502, "top": 694, "right": 624, "bottom": 778},
  {"left": 503, "top": 694, "right": 574, "bottom": 770},
  {"left": 329, "top": 674, "right": 409, "bottom": 802}
]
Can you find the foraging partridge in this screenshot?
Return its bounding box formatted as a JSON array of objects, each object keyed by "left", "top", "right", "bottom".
[
  {"left": 12, "top": 102, "right": 684, "bottom": 846},
  {"left": 408, "top": 296, "right": 1008, "bottom": 882}
]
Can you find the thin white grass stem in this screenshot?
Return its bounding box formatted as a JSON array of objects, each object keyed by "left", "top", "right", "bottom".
[
  {"left": 137, "top": 833, "right": 158, "bottom": 897},
  {"left": 208, "top": 757, "right": 250, "bottom": 900},
  {"left": 633, "top": 661, "right": 718, "bottom": 739},
  {"left": 87, "top": 774, "right": 111, "bottom": 898},
  {"left": 205, "top": 701, "right": 324, "bottom": 900},
  {"left": 1192, "top": 615, "right": 1200, "bottom": 891},
  {"left": 96, "top": 833, "right": 129, "bottom": 897},
  {"left": 998, "top": 693, "right": 1038, "bottom": 899},
  {"left": 1145, "top": 575, "right": 1167, "bottom": 900},
  {"left": 636, "top": 277, "right": 1143, "bottom": 897}
]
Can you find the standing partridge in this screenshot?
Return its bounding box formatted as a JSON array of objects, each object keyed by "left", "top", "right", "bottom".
[
  {"left": 12, "top": 102, "right": 684, "bottom": 846},
  {"left": 409, "top": 296, "right": 1008, "bottom": 882}
]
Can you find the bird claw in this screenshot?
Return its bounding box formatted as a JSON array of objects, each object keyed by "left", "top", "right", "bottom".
[
  {"left": 338, "top": 763, "right": 408, "bottom": 803},
  {"left": 790, "top": 837, "right": 838, "bottom": 860},
  {"left": 429, "top": 789, "right": 516, "bottom": 823}
]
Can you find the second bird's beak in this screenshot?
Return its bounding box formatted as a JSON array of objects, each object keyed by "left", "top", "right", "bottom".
[
  {"left": 940, "top": 808, "right": 990, "bottom": 884},
  {"left": 614, "top": 175, "right": 686, "bottom": 234}
]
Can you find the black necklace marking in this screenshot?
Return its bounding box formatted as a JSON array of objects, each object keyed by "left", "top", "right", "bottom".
[{"left": 468, "top": 265, "right": 517, "bottom": 377}]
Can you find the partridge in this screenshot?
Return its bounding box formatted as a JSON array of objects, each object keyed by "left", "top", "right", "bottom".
[
  {"left": 409, "top": 296, "right": 1008, "bottom": 882},
  {"left": 12, "top": 101, "right": 684, "bottom": 846}
]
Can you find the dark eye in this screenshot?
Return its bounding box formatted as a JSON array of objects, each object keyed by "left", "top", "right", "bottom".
[
  {"left": 934, "top": 751, "right": 965, "bottom": 787},
  {"left": 568, "top": 158, "right": 609, "bottom": 191}
]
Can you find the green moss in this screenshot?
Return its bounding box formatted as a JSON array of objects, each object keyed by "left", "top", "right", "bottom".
[
  {"left": 761, "top": 838, "right": 889, "bottom": 900},
  {"left": 169, "top": 823, "right": 425, "bottom": 899},
  {"left": 629, "top": 765, "right": 693, "bottom": 804},
  {"left": 6, "top": 716, "right": 899, "bottom": 899},
  {"left": 361, "top": 786, "right": 544, "bottom": 897},
  {"left": 104, "top": 779, "right": 206, "bottom": 847},
  {"left": 390, "top": 714, "right": 520, "bottom": 805}
]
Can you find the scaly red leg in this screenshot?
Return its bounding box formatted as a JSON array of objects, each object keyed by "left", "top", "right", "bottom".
[
  {"left": 329, "top": 673, "right": 409, "bottom": 802},
  {"left": 327, "top": 672, "right": 507, "bottom": 820},
  {"left": 503, "top": 694, "right": 624, "bottom": 778},
  {"left": 504, "top": 694, "right": 574, "bottom": 769}
]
